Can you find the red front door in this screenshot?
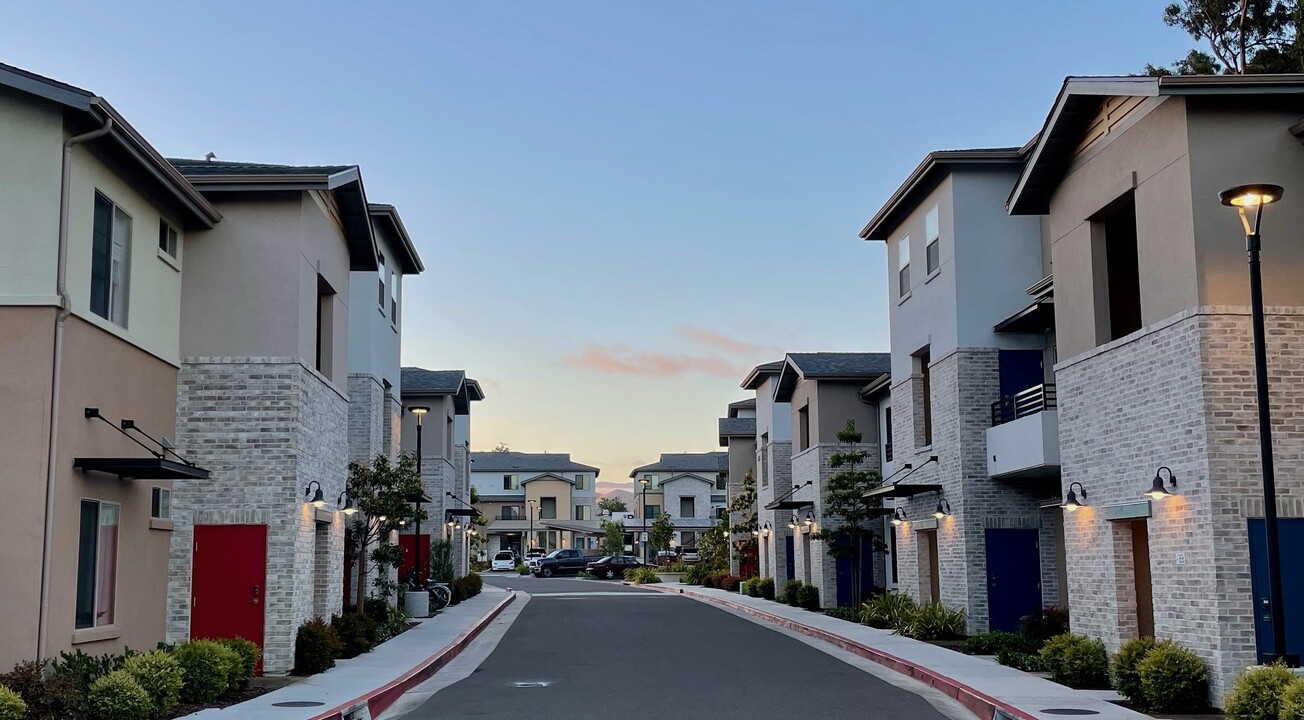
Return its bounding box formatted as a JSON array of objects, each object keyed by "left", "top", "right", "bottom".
[
  {"left": 398, "top": 534, "right": 430, "bottom": 587},
  {"left": 191, "top": 524, "right": 267, "bottom": 671}
]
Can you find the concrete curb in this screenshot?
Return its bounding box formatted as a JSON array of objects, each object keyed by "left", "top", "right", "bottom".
[
  {"left": 308, "top": 592, "right": 516, "bottom": 720},
  {"left": 642, "top": 585, "right": 1034, "bottom": 720}
]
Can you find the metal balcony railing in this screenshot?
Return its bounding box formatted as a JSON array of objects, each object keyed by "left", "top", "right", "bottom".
[
  {"left": 885, "top": 442, "right": 893, "bottom": 463},
  {"left": 495, "top": 513, "right": 525, "bottom": 521},
  {"left": 990, "top": 383, "right": 1057, "bottom": 427}
]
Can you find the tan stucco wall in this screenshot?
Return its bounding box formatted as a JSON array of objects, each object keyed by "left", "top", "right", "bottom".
[
  {"left": 524, "top": 479, "right": 574, "bottom": 520},
  {"left": 0, "top": 88, "right": 62, "bottom": 304},
  {"left": 789, "top": 378, "right": 879, "bottom": 447}
]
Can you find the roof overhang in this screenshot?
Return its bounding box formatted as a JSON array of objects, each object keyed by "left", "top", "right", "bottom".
[
  {"left": 863, "top": 483, "right": 943, "bottom": 500},
  {"left": 741, "top": 361, "right": 784, "bottom": 390},
  {"left": 74, "top": 457, "right": 210, "bottom": 480},
  {"left": 369, "top": 203, "right": 424, "bottom": 274},
  {"left": 456, "top": 379, "right": 485, "bottom": 414},
  {"left": 522, "top": 472, "right": 574, "bottom": 485},
  {"left": 764, "top": 498, "right": 814, "bottom": 511},
  {"left": 859, "top": 374, "right": 891, "bottom": 400},
  {"left": 860, "top": 149, "right": 1024, "bottom": 241},
  {"left": 774, "top": 354, "right": 891, "bottom": 402},
  {"left": 663, "top": 473, "right": 711, "bottom": 485},
  {"left": 994, "top": 297, "right": 1055, "bottom": 334}
]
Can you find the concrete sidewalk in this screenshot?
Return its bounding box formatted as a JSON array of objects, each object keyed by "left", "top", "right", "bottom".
[
  {"left": 643, "top": 583, "right": 1149, "bottom": 720},
  {"left": 184, "top": 588, "right": 516, "bottom": 720}
]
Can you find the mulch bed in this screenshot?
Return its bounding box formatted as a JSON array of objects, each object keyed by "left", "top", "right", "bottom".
[{"left": 163, "top": 685, "right": 275, "bottom": 719}]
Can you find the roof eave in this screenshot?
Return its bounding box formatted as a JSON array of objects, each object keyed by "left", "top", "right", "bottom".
[
  {"left": 862, "top": 149, "right": 1023, "bottom": 240},
  {"left": 369, "top": 203, "right": 424, "bottom": 274}
]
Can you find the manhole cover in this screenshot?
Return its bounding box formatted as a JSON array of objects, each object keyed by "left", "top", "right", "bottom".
[
  {"left": 512, "top": 681, "right": 548, "bottom": 688},
  {"left": 1040, "top": 710, "right": 1100, "bottom": 716},
  {"left": 272, "top": 701, "right": 326, "bottom": 707}
]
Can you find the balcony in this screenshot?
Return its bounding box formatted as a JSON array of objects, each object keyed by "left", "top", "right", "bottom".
[{"left": 987, "top": 384, "right": 1060, "bottom": 479}]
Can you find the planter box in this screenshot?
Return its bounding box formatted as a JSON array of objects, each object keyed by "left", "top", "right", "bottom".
[{"left": 659, "top": 573, "right": 684, "bottom": 583}]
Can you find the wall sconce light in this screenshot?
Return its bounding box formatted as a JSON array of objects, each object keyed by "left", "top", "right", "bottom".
[
  {"left": 761, "top": 521, "right": 773, "bottom": 536},
  {"left": 337, "top": 491, "right": 356, "bottom": 516},
  {"left": 1062, "top": 482, "right": 1087, "bottom": 513},
  {"left": 933, "top": 499, "right": 951, "bottom": 519},
  {"left": 398, "top": 518, "right": 407, "bottom": 527},
  {"left": 803, "top": 512, "right": 815, "bottom": 527},
  {"left": 787, "top": 515, "right": 798, "bottom": 529},
  {"left": 304, "top": 481, "right": 325, "bottom": 509},
  {"left": 1146, "top": 467, "right": 1177, "bottom": 500},
  {"left": 751, "top": 528, "right": 761, "bottom": 537},
  {"left": 890, "top": 508, "right": 906, "bottom": 527}
]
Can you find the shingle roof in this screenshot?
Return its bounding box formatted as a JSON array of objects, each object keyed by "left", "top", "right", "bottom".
[
  {"left": 629, "top": 452, "right": 728, "bottom": 478},
  {"left": 168, "top": 159, "right": 355, "bottom": 176},
  {"left": 728, "top": 398, "right": 756, "bottom": 410},
  {"left": 471, "top": 452, "right": 600, "bottom": 475},
  {"left": 787, "top": 352, "right": 891, "bottom": 376},
  {"left": 719, "top": 417, "right": 756, "bottom": 439},
  {"left": 401, "top": 368, "right": 466, "bottom": 394},
  {"left": 741, "top": 360, "right": 786, "bottom": 390}
]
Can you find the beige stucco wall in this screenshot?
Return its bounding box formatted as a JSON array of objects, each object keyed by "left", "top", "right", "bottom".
[
  {"left": 524, "top": 479, "right": 574, "bottom": 521},
  {"left": 400, "top": 394, "right": 456, "bottom": 459},
  {"left": 0, "top": 88, "right": 62, "bottom": 305},
  {"left": 788, "top": 378, "right": 879, "bottom": 448}
]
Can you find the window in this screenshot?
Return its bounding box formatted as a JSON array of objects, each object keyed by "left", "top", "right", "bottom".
[
  {"left": 915, "top": 349, "right": 933, "bottom": 447},
  {"left": 681, "top": 531, "right": 696, "bottom": 546},
  {"left": 1094, "top": 194, "right": 1142, "bottom": 342},
  {"left": 575, "top": 505, "right": 592, "bottom": 520},
  {"left": 91, "top": 193, "right": 131, "bottom": 326},
  {"left": 643, "top": 474, "right": 660, "bottom": 490},
  {"left": 540, "top": 497, "right": 557, "bottom": 519},
  {"left": 925, "top": 206, "right": 940, "bottom": 274},
  {"left": 377, "top": 253, "right": 386, "bottom": 308},
  {"left": 715, "top": 475, "right": 726, "bottom": 491},
  {"left": 157, "top": 220, "right": 178, "bottom": 259},
  {"left": 760, "top": 433, "right": 769, "bottom": 488},
  {"left": 884, "top": 407, "right": 894, "bottom": 463},
  {"left": 315, "top": 275, "right": 335, "bottom": 375},
  {"left": 151, "top": 487, "right": 171, "bottom": 520},
  {"left": 75, "top": 500, "right": 119, "bottom": 629},
  {"left": 503, "top": 474, "right": 519, "bottom": 490},
  {"left": 798, "top": 403, "right": 810, "bottom": 452},
  {"left": 897, "top": 234, "right": 911, "bottom": 298},
  {"left": 644, "top": 504, "right": 661, "bottom": 519},
  {"left": 574, "top": 474, "right": 590, "bottom": 491},
  {"left": 390, "top": 271, "right": 398, "bottom": 320},
  {"left": 680, "top": 497, "right": 695, "bottom": 517},
  {"left": 502, "top": 505, "right": 523, "bottom": 520}
]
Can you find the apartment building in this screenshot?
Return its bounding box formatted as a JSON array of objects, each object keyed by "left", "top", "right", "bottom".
[
  {"left": 1008, "top": 75, "right": 1304, "bottom": 700},
  {"left": 719, "top": 398, "right": 757, "bottom": 574},
  {"left": 470, "top": 452, "right": 601, "bottom": 555},
  {"left": 628, "top": 453, "right": 728, "bottom": 555},
  {"left": 742, "top": 361, "right": 793, "bottom": 583},
  {"left": 0, "top": 64, "right": 221, "bottom": 668}
]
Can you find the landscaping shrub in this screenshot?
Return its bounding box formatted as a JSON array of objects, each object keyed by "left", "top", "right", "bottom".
[
  {"left": 87, "top": 669, "right": 151, "bottom": 720},
  {"left": 758, "top": 577, "right": 775, "bottom": 600},
  {"left": 824, "top": 606, "right": 858, "bottom": 622},
  {"left": 1110, "top": 636, "right": 1158, "bottom": 705},
  {"left": 1040, "top": 634, "right": 1108, "bottom": 689},
  {"left": 51, "top": 649, "right": 124, "bottom": 695},
  {"left": 0, "top": 659, "right": 83, "bottom": 720},
  {"left": 721, "top": 575, "right": 743, "bottom": 592},
  {"left": 217, "top": 638, "right": 261, "bottom": 690},
  {"left": 660, "top": 561, "right": 688, "bottom": 573},
  {"left": 859, "top": 592, "right": 917, "bottom": 630},
  {"left": 465, "top": 571, "right": 484, "bottom": 596},
  {"left": 1224, "top": 663, "right": 1301, "bottom": 720},
  {"left": 1019, "top": 606, "right": 1070, "bottom": 646},
  {"left": 292, "top": 618, "right": 342, "bottom": 677},
  {"left": 627, "top": 566, "right": 661, "bottom": 584},
  {"left": 742, "top": 577, "right": 760, "bottom": 596},
  {"left": 332, "top": 612, "right": 379, "bottom": 658},
  {"left": 779, "top": 579, "right": 803, "bottom": 606},
  {"left": 1136, "top": 641, "right": 1207, "bottom": 713},
  {"left": 122, "top": 650, "right": 184, "bottom": 715},
  {"left": 1280, "top": 677, "right": 1304, "bottom": 720},
  {"left": 902, "top": 602, "right": 967, "bottom": 641},
  {"left": 683, "top": 564, "right": 709, "bottom": 585},
  {"left": 0, "top": 686, "right": 25, "bottom": 720},
  {"left": 996, "top": 648, "right": 1046, "bottom": 672},
  {"left": 516, "top": 563, "right": 529, "bottom": 575},
  {"left": 174, "top": 640, "right": 234, "bottom": 702},
  {"left": 962, "top": 631, "right": 1031, "bottom": 656},
  {"left": 797, "top": 584, "right": 820, "bottom": 611}
]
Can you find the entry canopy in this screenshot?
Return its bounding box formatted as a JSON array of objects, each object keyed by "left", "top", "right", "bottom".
[
  {"left": 863, "top": 483, "right": 942, "bottom": 500},
  {"left": 74, "top": 457, "right": 210, "bottom": 480}
]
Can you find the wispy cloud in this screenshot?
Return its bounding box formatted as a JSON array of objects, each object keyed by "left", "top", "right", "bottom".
[
  {"left": 675, "top": 326, "right": 779, "bottom": 357},
  {"left": 562, "top": 345, "right": 742, "bottom": 378}
]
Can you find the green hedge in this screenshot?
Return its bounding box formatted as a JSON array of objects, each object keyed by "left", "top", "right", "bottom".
[
  {"left": 1135, "top": 641, "right": 1207, "bottom": 713},
  {"left": 0, "top": 686, "right": 25, "bottom": 720},
  {"left": 174, "top": 640, "right": 234, "bottom": 703},
  {"left": 122, "top": 650, "right": 183, "bottom": 715},
  {"left": 293, "top": 618, "right": 342, "bottom": 676},
  {"left": 1040, "top": 634, "right": 1108, "bottom": 689},
  {"left": 1225, "top": 664, "right": 1302, "bottom": 720},
  {"left": 87, "top": 670, "right": 151, "bottom": 720}
]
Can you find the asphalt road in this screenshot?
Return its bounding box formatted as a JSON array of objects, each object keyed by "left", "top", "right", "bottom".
[{"left": 397, "top": 575, "right": 950, "bottom": 720}]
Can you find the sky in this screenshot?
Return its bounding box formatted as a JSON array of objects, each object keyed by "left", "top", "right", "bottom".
[{"left": 3, "top": 2, "right": 1195, "bottom": 489}]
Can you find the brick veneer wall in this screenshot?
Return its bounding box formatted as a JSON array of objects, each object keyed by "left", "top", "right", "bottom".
[
  {"left": 792, "top": 443, "right": 883, "bottom": 607},
  {"left": 1057, "top": 306, "right": 1304, "bottom": 703},
  {"left": 383, "top": 393, "right": 401, "bottom": 459},
  {"left": 758, "top": 441, "right": 793, "bottom": 584},
  {"left": 169, "top": 358, "right": 347, "bottom": 674},
  {"left": 347, "top": 374, "right": 384, "bottom": 462}
]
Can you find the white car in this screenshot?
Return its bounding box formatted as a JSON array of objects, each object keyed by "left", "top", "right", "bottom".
[{"left": 491, "top": 550, "right": 517, "bottom": 572}]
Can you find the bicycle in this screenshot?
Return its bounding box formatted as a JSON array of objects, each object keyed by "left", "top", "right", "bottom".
[{"left": 402, "top": 571, "right": 451, "bottom": 614}]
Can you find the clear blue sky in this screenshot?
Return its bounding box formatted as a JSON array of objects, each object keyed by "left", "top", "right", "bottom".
[{"left": 4, "top": 1, "right": 1194, "bottom": 486}]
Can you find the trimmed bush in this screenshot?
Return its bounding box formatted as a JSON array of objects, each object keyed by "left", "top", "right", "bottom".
[
  {"left": 996, "top": 648, "right": 1046, "bottom": 672},
  {"left": 465, "top": 572, "right": 484, "bottom": 596},
  {"left": 217, "top": 638, "right": 261, "bottom": 690},
  {"left": 516, "top": 563, "right": 529, "bottom": 575},
  {"left": 1225, "top": 663, "right": 1301, "bottom": 720},
  {"left": 0, "top": 659, "right": 84, "bottom": 720},
  {"left": 333, "top": 612, "right": 380, "bottom": 658},
  {"left": 780, "top": 579, "right": 803, "bottom": 606},
  {"left": 293, "top": 618, "right": 342, "bottom": 676},
  {"left": 1136, "top": 641, "right": 1207, "bottom": 713},
  {"left": 1280, "top": 677, "right": 1304, "bottom": 720},
  {"left": 0, "top": 686, "right": 26, "bottom": 720},
  {"left": 758, "top": 577, "right": 775, "bottom": 600},
  {"left": 824, "top": 606, "right": 858, "bottom": 622},
  {"left": 88, "top": 669, "right": 151, "bottom": 720},
  {"left": 174, "top": 640, "right": 232, "bottom": 703},
  {"left": 962, "top": 631, "right": 1030, "bottom": 656},
  {"left": 721, "top": 575, "right": 743, "bottom": 592},
  {"left": 797, "top": 584, "right": 820, "bottom": 611},
  {"left": 1040, "top": 634, "right": 1108, "bottom": 689},
  {"left": 902, "top": 602, "right": 967, "bottom": 641},
  {"left": 683, "top": 564, "right": 709, "bottom": 585},
  {"left": 1110, "top": 636, "right": 1158, "bottom": 705},
  {"left": 1018, "top": 607, "right": 1070, "bottom": 646},
  {"left": 122, "top": 650, "right": 183, "bottom": 715},
  {"left": 859, "top": 592, "right": 917, "bottom": 630},
  {"left": 627, "top": 566, "right": 661, "bottom": 584},
  {"left": 50, "top": 649, "right": 124, "bottom": 694}
]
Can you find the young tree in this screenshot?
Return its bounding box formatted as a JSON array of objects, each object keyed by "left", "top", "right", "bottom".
[
  {"left": 811, "top": 420, "right": 884, "bottom": 609},
  {"left": 648, "top": 513, "right": 675, "bottom": 554},
  {"left": 345, "top": 453, "right": 426, "bottom": 611},
  {"left": 697, "top": 517, "right": 730, "bottom": 572},
  {"left": 599, "top": 520, "right": 626, "bottom": 557},
  {"left": 727, "top": 470, "right": 758, "bottom": 576},
  {"left": 491, "top": 442, "right": 510, "bottom": 453},
  {"left": 598, "top": 495, "right": 628, "bottom": 514},
  {"left": 1145, "top": 0, "right": 1301, "bottom": 75}
]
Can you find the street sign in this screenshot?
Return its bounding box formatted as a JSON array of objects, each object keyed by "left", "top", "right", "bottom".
[{"left": 640, "top": 532, "right": 648, "bottom": 541}]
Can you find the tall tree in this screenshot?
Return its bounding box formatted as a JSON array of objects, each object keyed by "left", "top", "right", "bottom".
[
  {"left": 599, "top": 520, "right": 626, "bottom": 557},
  {"left": 697, "top": 516, "right": 730, "bottom": 572},
  {"left": 727, "top": 469, "right": 758, "bottom": 576},
  {"left": 1145, "top": 1, "right": 1301, "bottom": 75},
  {"left": 345, "top": 453, "right": 426, "bottom": 611},
  {"left": 812, "top": 420, "right": 884, "bottom": 609},
  {"left": 598, "top": 495, "right": 628, "bottom": 514},
  {"left": 648, "top": 513, "right": 675, "bottom": 554}
]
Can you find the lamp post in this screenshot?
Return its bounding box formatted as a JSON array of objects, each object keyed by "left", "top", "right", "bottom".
[
  {"left": 1220, "top": 183, "right": 1295, "bottom": 665},
  {"left": 528, "top": 499, "right": 536, "bottom": 553},
  {"left": 409, "top": 406, "right": 430, "bottom": 588},
  {"left": 640, "top": 477, "right": 650, "bottom": 564}
]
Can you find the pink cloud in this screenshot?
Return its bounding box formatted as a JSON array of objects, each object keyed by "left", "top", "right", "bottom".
[{"left": 562, "top": 344, "right": 742, "bottom": 378}]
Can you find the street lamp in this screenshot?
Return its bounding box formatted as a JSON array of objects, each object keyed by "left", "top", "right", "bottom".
[
  {"left": 639, "top": 477, "right": 651, "bottom": 564},
  {"left": 409, "top": 406, "right": 430, "bottom": 588},
  {"left": 528, "top": 499, "right": 536, "bottom": 553},
  {"left": 1221, "top": 183, "right": 1295, "bottom": 665}
]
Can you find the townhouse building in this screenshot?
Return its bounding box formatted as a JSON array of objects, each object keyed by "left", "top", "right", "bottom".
[
  {"left": 470, "top": 452, "right": 601, "bottom": 555},
  {"left": 719, "top": 398, "right": 757, "bottom": 574},
  {"left": 628, "top": 453, "right": 728, "bottom": 557},
  {"left": 1008, "top": 75, "right": 1304, "bottom": 700},
  {"left": 0, "top": 64, "right": 221, "bottom": 668},
  {"left": 743, "top": 361, "right": 794, "bottom": 583},
  {"left": 860, "top": 148, "right": 1062, "bottom": 634}
]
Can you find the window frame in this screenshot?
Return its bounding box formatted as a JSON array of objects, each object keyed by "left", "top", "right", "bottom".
[
  {"left": 574, "top": 474, "right": 589, "bottom": 491},
  {"left": 925, "top": 206, "right": 940, "bottom": 275},
  {"left": 91, "top": 192, "right": 132, "bottom": 327},
  {"left": 503, "top": 474, "right": 520, "bottom": 491},
  {"left": 377, "top": 253, "right": 386, "bottom": 310},
  {"left": 575, "top": 504, "right": 592, "bottom": 521},
  {"left": 540, "top": 496, "right": 557, "bottom": 520},
  {"left": 897, "top": 234, "right": 911, "bottom": 299},
  {"left": 75, "top": 499, "right": 120, "bottom": 630},
  {"left": 150, "top": 486, "right": 171, "bottom": 520},
  {"left": 644, "top": 504, "right": 661, "bottom": 520},
  {"left": 389, "top": 270, "right": 398, "bottom": 322},
  {"left": 157, "top": 219, "right": 179, "bottom": 261},
  {"left": 680, "top": 496, "right": 695, "bottom": 518}
]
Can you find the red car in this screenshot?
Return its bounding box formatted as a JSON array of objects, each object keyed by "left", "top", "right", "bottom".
[{"left": 586, "top": 555, "right": 642, "bottom": 579}]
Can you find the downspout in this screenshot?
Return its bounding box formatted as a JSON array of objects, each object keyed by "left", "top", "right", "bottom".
[{"left": 37, "top": 111, "right": 113, "bottom": 661}]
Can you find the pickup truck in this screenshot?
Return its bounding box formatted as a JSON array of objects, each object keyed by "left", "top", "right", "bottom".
[{"left": 532, "top": 549, "right": 601, "bottom": 577}]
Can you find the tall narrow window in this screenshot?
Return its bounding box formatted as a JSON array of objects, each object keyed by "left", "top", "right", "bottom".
[
  {"left": 158, "top": 220, "right": 179, "bottom": 259},
  {"left": 760, "top": 433, "right": 770, "bottom": 488},
  {"left": 315, "top": 275, "right": 335, "bottom": 376},
  {"left": 503, "top": 474, "right": 519, "bottom": 490},
  {"left": 75, "top": 500, "right": 119, "bottom": 629},
  {"left": 1095, "top": 194, "right": 1142, "bottom": 342},
  {"left": 898, "top": 235, "right": 911, "bottom": 298},
  {"left": 91, "top": 193, "right": 131, "bottom": 326},
  {"left": 680, "top": 497, "right": 695, "bottom": 518},
  {"left": 715, "top": 475, "right": 727, "bottom": 491},
  {"left": 884, "top": 407, "right": 894, "bottom": 462},
  {"left": 925, "top": 206, "right": 940, "bottom": 274},
  {"left": 798, "top": 404, "right": 810, "bottom": 452},
  {"left": 390, "top": 271, "right": 399, "bottom": 320},
  {"left": 540, "top": 497, "right": 557, "bottom": 519},
  {"left": 915, "top": 349, "right": 933, "bottom": 447},
  {"left": 377, "top": 253, "right": 386, "bottom": 308}
]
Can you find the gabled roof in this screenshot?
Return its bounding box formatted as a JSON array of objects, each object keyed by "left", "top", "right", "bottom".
[
  {"left": 471, "top": 452, "right": 600, "bottom": 475},
  {"left": 522, "top": 472, "right": 574, "bottom": 485},
  {"left": 719, "top": 417, "right": 756, "bottom": 446},
  {"left": 0, "top": 62, "right": 220, "bottom": 230},
  {"left": 1008, "top": 74, "right": 1304, "bottom": 216},
  {"left": 727, "top": 398, "right": 756, "bottom": 417},
  {"left": 662, "top": 472, "right": 713, "bottom": 486},
  {"left": 369, "top": 203, "right": 424, "bottom": 274},
  {"left": 775, "top": 352, "right": 891, "bottom": 403},
  {"left": 169, "top": 158, "right": 377, "bottom": 271},
  {"left": 860, "top": 148, "right": 1025, "bottom": 241},
  {"left": 400, "top": 367, "right": 486, "bottom": 413},
  {"left": 741, "top": 361, "right": 785, "bottom": 390},
  {"left": 629, "top": 452, "right": 728, "bottom": 478}
]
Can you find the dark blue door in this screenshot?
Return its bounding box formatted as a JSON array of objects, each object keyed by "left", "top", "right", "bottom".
[
  {"left": 985, "top": 528, "right": 1042, "bottom": 632},
  {"left": 998, "top": 349, "right": 1044, "bottom": 397},
  {"left": 1248, "top": 519, "right": 1304, "bottom": 660},
  {"left": 835, "top": 538, "right": 878, "bottom": 607},
  {"left": 785, "top": 535, "right": 795, "bottom": 581}
]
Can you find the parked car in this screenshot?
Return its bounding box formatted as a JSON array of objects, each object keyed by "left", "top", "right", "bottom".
[
  {"left": 532, "top": 549, "right": 602, "bottom": 577},
  {"left": 586, "top": 555, "right": 642, "bottom": 579},
  {"left": 525, "top": 549, "right": 548, "bottom": 572},
  {"left": 655, "top": 550, "right": 681, "bottom": 566},
  {"left": 491, "top": 550, "right": 517, "bottom": 572},
  {"left": 679, "top": 548, "right": 701, "bottom": 564}
]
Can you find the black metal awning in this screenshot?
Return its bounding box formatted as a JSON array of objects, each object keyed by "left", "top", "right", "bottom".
[
  {"left": 74, "top": 457, "right": 210, "bottom": 480},
  {"left": 863, "top": 483, "right": 943, "bottom": 500},
  {"left": 863, "top": 507, "right": 897, "bottom": 517},
  {"left": 993, "top": 298, "right": 1055, "bottom": 334},
  {"left": 445, "top": 507, "right": 477, "bottom": 517},
  {"left": 405, "top": 491, "right": 434, "bottom": 504},
  {"left": 764, "top": 498, "right": 813, "bottom": 510}
]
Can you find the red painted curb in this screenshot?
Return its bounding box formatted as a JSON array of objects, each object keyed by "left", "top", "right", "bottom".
[
  {"left": 645, "top": 586, "right": 1036, "bottom": 720},
  {"left": 308, "top": 592, "right": 517, "bottom": 720}
]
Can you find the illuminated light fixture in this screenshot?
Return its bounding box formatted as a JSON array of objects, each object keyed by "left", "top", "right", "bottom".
[
  {"left": 1062, "top": 482, "right": 1087, "bottom": 513},
  {"left": 933, "top": 499, "right": 951, "bottom": 519},
  {"left": 761, "top": 521, "right": 773, "bottom": 536},
  {"left": 1146, "top": 467, "right": 1177, "bottom": 500},
  {"left": 409, "top": 405, "right": 430, "bottom": 416},
  {"left": 378, "top": 515, "right": 387, "bottom": 522},
  {"left": 1220, "top": 183, "right": 1283, "bottom": 208},
  {"left": 304, "top": 481, "right": 325, "bottom": 509},
  {"left": 337, "top": 491, "right": 357, "bottom": 516},
  {"left": 787, "top": 515, "right": 798, "bottom": 529},
  {"left": 803, "top": 512, "right": 814, "bottom": 526},
  {"left": 890, "top": 508, "right": 906, "bottom": 527},
  {"left": 398, "top": 518, "right": 407, "bottom": 527}
]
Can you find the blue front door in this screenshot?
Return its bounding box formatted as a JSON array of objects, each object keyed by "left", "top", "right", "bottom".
[
  {"left": 835, "top": 538, "right": 878, "bottom": 607},
  {"left": 1248, "top": 518, "right": 1304, "bottom": 660},
  {"left": 985, "top": 528, "right": 1042, "bottom": 632},
  {"left": 786, "top": 535, "right": 795, "bottom": 581}
]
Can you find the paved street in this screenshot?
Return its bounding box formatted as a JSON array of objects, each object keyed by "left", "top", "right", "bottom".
[{"left": 393, "top": 575, "right": 951, "bottom": 720}]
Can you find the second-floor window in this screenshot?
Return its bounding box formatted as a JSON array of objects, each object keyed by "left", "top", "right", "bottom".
[
  {"left": 502, "top": 505, "right": 524, "bottom": 520},
  {"left": 760, "top": 434, "right": 769, "bottom": 488},
  {"left": 157, "top": 219, "right": 178, "bottom": 260},
  {"left": 925, "top": 206, "right": 940, "bottom": 275},
  {"left": 390, "top": 270, "right": 398, "bottom": 321},
  {"left": 897, "top": 234, "right": 910, "bottom": 298},
  {"left": 884, "top": 407, "right": 893, "bottom": 463},
  {"left": 915, "top": 348, "right": 933, "bottom": 447},
  {"left": 574, "top": 505, "right": 592, "bottom": 520},
  {"left": 798, "top": 403, "right": 810, "bottom": 452},
  {"left": 715, "top": 475, "right": 726, "bottom": 491},
  {"left": 503, "top": 475, "right": 519, "bottom": 490},
  {"left": 540, "top": 497, "right": 557, "bottom": 519},
  {"left": 91, "top": 193, "right": 131, "bottom": 327},
  {"left": 574, "top": 474, "right": 590, "bottom": 491},
  {"left": 680, "top": 497, "right": 695, "bottom": 517},
  {"left": 643, "top": 474, "right": 660, "bottom": 490},
  {"left": 377, "top": 253, "right": 386, "bottom": 309},
  {"left": 644, "top": 504, "right": 661, "bottom": 519}
]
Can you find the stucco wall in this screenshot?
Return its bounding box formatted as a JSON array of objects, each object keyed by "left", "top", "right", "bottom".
[
  {"left": 0, "top": 87, "right": 62, "bottom": 304},
  {"left": 346, "top": 218, "right": 403, "bottom": 392}
]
